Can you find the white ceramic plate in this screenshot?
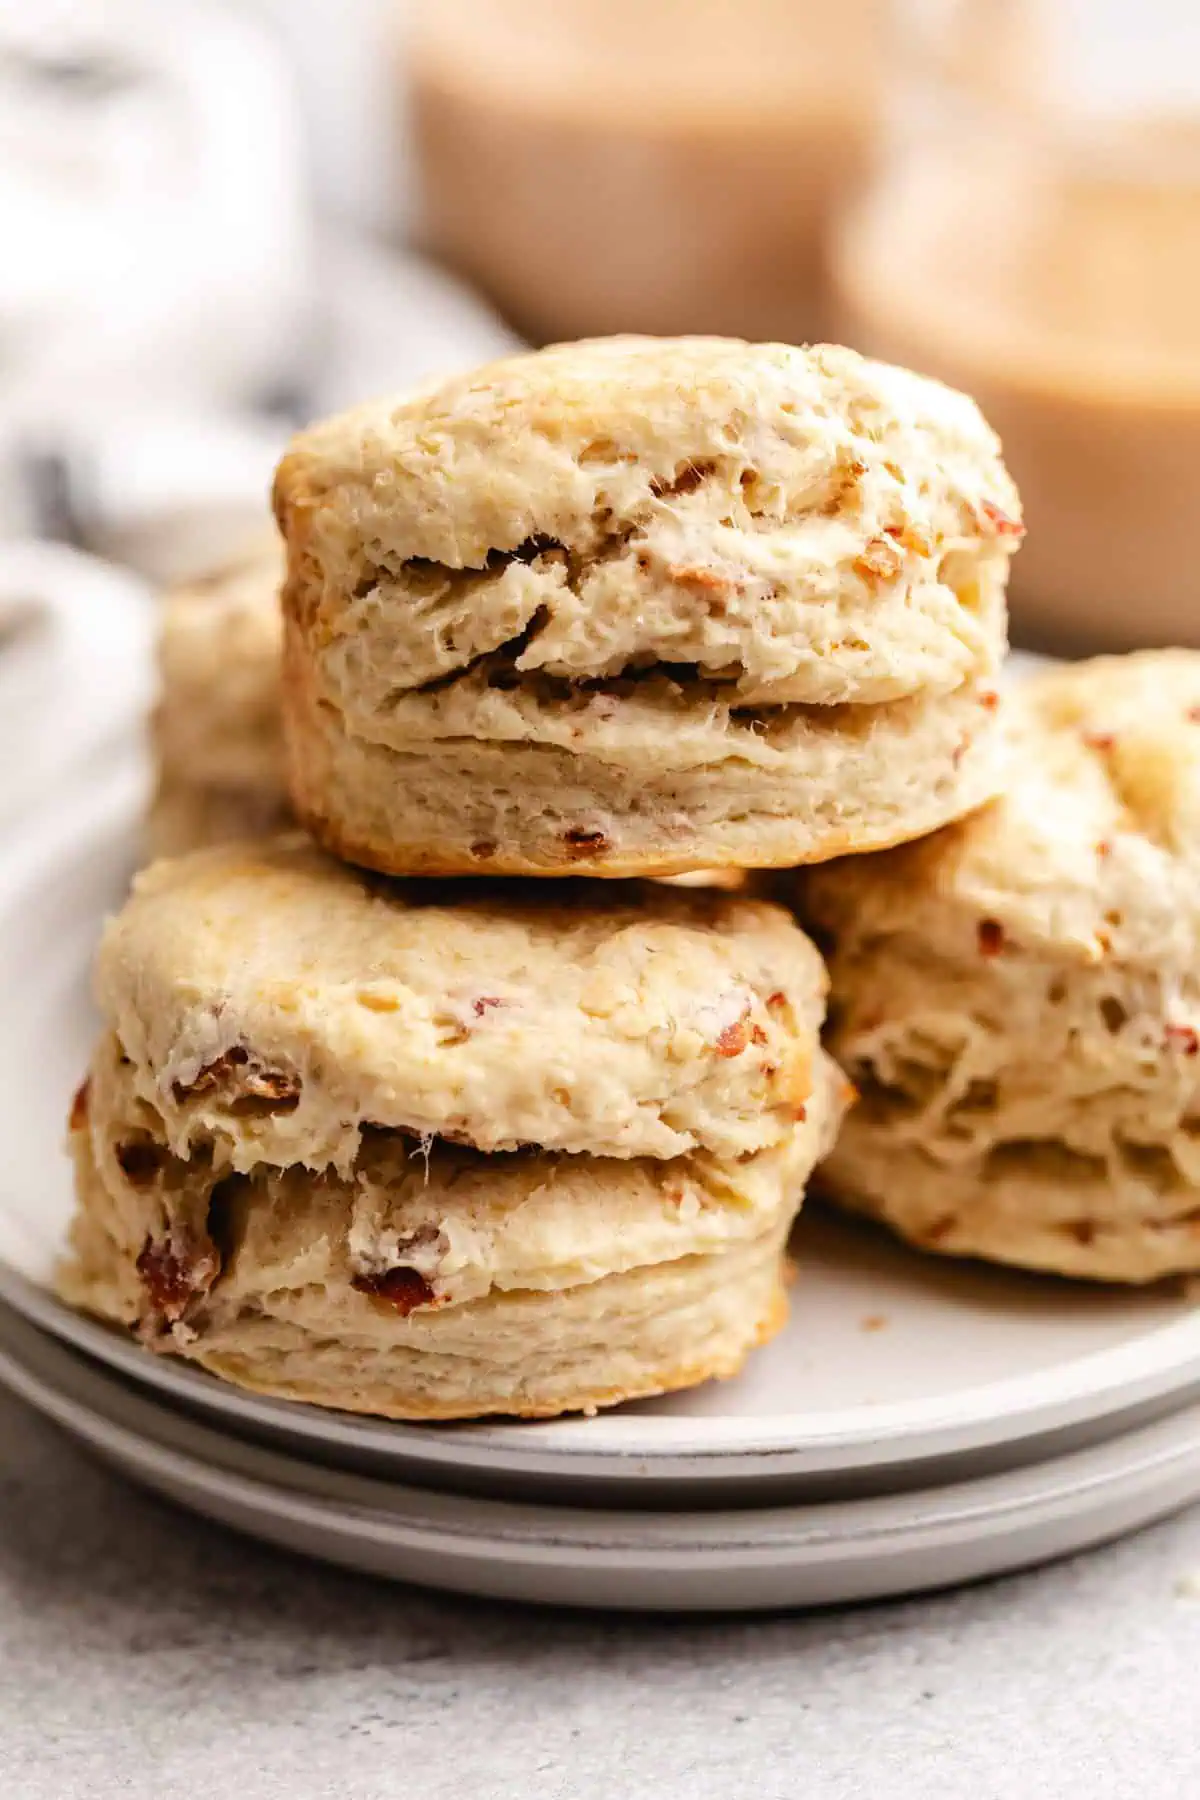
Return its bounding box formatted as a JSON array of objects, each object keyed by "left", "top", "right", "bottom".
[
  {"left": 2, "top": 754, "right": 1200, "bottom": 1502},
  {"left": 1, "top": 1295, "right": 1198, "bottom": 1612}
]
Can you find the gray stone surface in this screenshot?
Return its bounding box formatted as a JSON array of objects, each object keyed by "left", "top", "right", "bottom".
[{"left": 1, "top": 1386, "right": 1198, "bottom": 1799}]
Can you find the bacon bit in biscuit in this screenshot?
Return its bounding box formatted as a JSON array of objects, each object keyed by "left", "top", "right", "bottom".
[
  {"left": 749, "top": 1022, "right": 769, "bottom": 1047},
  {"left": 1094, "top": 929, "right": 1112, "bottom": 955},
  {"left": 766, "top": 991, "right": 788, "bottom": 1010},
  {"left": 174, "top": 1046, "right": 301, "bottom": 1107},
  {"left": 1083, "top": 731, "right": 1116, "bottom": 753},
  {"left": 853, "top": 537, "right": 904, "bottom": 583},
  {"left": 136, "top": 1237, "right": 205, "bottom": 1321},
  {"left": 977, "top": 919, "right": 1005, "bottom": 957},
  {"left": 1096, "top": 840, "right": 1112, "bottom": 859},
  {"left": 794, "top": 1103, "right": 808, "bottom": 1123},
  {"left": 980, "top": 690, "right": 1000, "bottom": 712},
  {"left": 1166, "top": 1024, "right": 1200, "bottom": 1057},
  {"left": 563, "top": 828, "right": 610, "bottom": 858},
  {"left": 715, "top": 1017, "right": 750, "bottom": 1057},
  {"left": 472, "top": 996, "right": 506, "bottom": 1018},
  {"left": 352, "top": 1266, "right": 437, "bottom": 1316},
  {"left": 470, "top": 840, "right": 498, "bottom": 860},
  {"left": 977, "top": 499, "right": 1025, "bottom": 539},
  {"left": 116, "top": 1141, "right": 165, "bottom": 1185},
  {"left": 69, "top": 1077, "right": 90, "bottom": 1132}
]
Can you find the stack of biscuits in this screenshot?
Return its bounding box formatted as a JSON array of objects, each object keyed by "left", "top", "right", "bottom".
[{"left": 59, "top": 335, "right": 1024, "bottom": 1420}]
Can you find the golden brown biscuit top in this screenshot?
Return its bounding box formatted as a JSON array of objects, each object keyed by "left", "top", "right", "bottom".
[
  {"left": 98, "top": 836, "right": 827, "bottom": 1171},
  {"left": 274, "top": 336, "right": 1019, "bottom": 710}
]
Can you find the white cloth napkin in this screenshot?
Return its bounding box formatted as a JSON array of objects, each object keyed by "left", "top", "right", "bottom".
[
  {"left": 0, "top": 543, "right": 154, "bottom": 837},
  {"left": 30, "top": 235, "right": 523, "bottom": 587},
  {"left": 0, "top": 2, "right": 523, "bottom": 585},
  {"left": 0, "top": 0, "right": 311, "bottom": 430}
]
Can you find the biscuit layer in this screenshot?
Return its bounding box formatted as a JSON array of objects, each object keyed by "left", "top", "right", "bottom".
[
  {"left": 59, "top": 1041, "right": 845, "bottom": 1419},
  {"left": 97, "top": 837, "right": 830, "bottom": 1170}
]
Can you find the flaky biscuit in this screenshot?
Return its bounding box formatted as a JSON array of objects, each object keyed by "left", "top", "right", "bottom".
[
  {"left": 59, "top": 1036, "right": 845, "bottom": 1420},
  {"left": 285, "top": 665, "right": 1003, "bottom": 877},
  {"left": 274, "top": 336, "right": 1017, "bottom": 876},
  {"left": 796, "top": 651, "right": 1200, "bottom": 1282},
  {"left": 147, "top": 546, "right": 289, "bottom": 858},
  {"left": 95, "top": 836, "right": 828, "bottom": 1170}
]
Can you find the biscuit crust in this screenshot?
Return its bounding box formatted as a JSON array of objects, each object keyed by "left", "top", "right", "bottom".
[
  {"left": 797, "top": 651, "right": 1200, "bottom": 1282},
  {"left": 96, "top": 836, "right": 831, "bottom": 1170},
  {"left": 59, "top": 1039, "right": 845, "bottom": 1420},
  {"left": 275, "top": 337, "right": 1017, "bottom": 875}
]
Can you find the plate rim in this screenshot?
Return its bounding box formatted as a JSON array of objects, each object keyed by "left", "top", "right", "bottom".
[
  {"left": 6, "top": 1262, "right": 1200, "bottom": 1483},
  {"left": 2, "top": 1295, "right": 1199, "bottom": 1563}
]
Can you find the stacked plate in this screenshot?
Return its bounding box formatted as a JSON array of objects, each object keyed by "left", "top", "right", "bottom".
[{"left": 1, "top": 584, "right": 1198, "bottom": 1610}]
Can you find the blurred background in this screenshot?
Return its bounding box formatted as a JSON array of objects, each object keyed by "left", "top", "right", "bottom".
[{"left": 2, "top": 0, "right": 1199, "bottom": 648}]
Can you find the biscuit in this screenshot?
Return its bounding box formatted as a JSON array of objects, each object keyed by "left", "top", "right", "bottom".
[
  {"left": 274, "top": 336, "right": 1018, "bottom": 877},
  {"left": 94, "top": 837, "right": 829, "bottom": 1169},
  {"left": 148, "top": 546, "right": 290, "bottom": 857},
  {"left": 59, "top": 840, "right": 845, "bottom": 1418},
  {"left": 796, "top": 651, "right": 1200, "bottom": 1283},
  {"left": 60, "top": 1037, "right": 843, "bottom": 1419}
]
